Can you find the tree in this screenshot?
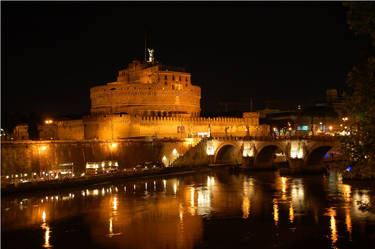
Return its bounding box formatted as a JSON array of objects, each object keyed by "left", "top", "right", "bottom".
[{"left": 341, "top": 2, "right": 375, "bottom": 176}]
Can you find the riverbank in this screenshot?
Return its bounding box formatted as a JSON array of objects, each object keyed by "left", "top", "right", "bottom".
[{"left": 1, "top": 166, "right": 211, "bottom": 196}]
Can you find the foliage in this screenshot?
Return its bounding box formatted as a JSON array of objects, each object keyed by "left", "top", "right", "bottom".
[
  {"left": 344, "top": 2, "right": 375, "bottom": 46},
  {"left": 341, "top": 3, "right": 375, "bottom": 172}
]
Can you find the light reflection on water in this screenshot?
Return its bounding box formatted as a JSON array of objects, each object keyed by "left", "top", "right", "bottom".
[{"left": 2, "top": 170, "right": 375, "bottom": 249}]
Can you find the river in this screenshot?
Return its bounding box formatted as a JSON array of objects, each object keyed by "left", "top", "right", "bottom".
[{"left": 2, "top": 169, "right": 375, "bottom": 249}]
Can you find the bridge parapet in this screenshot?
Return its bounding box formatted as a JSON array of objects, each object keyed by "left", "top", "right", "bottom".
[{"left": 170, "top": 135, "right": 340, "bottom": 172}]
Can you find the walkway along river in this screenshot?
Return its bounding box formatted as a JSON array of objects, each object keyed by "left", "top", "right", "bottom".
[{"left": 2, "top": 169, "right": 375, "bottom": 249}]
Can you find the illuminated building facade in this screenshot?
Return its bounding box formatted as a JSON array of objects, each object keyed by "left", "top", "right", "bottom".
[
  {"left": 13, "top": 53, "right": 267, "bottom": 140},
  {"left": 90, "top": 60, "right": 201, "bottom": 117}
]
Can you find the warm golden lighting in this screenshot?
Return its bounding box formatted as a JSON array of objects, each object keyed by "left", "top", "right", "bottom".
[
  {"left": 242, "top": 196, "right": 250, "bottom": 219},
  {"left": 329, "top": 126, "right": 333, "bottom": 131},
  {"left": 162, "top": 155, "right": 168, "bottom": 166},
  {"left": 273, "top": 199, "right": 279, "bottom": 226},
  {"left": 184, "top": 138, "right": 194, "bottom": 146},
  {"left": 40, "top": 145, "right": 47, "bottom": 151},
  {"left": 112, "top": 197, "right": 118, "bottom": 211},
  {"left": 345, "top": 207, "right": 352, "bottom": 237},
  {"left": 44, "top": 119, "right": 53, "bottom": 124},
  {"left": 109, "top": 217, "right": 113, "bottom": 235},
  {"left": 41, "top": 210, "right": 52, "bottom": 248},
  {"left": 111, "top": 142, "right": 118, "bottom": 149},
  {"left": 206, "top": 141, "right": 215, "bottom": 156},
  {"left": 289, "top": 201, "right": 294, "bottom": 223},
  {"left": 190, "top": 187, "right": 195, "bottom": 207},
  {"left": 281, "top": 177, "right": 287, "bottom": 194},
  {"left": 207, "top": 176, "right": 215, "bottom": 186},
  {"left": 290, "top": 141, "right": 303, "bottom": 159},
  {"left": 342, "top": 184, "right": 352, "bottom": 202},
  {"left": 172, "top": 148, "right": 178, "bottom": 154},
  {"left": 173, "top": 183, "right": 177, "bottom": 194},
  {"left": 328, "top": 207, "right": 338, "bottom": 245},
  {"left": 42, "top": 210, "right": 46, "bottom": 223},
  {"left": 243, "top": 142, "right": 254, "bottom": 157},
  {"left": 41, "top": 223, "right": 52, "bottom": 248}
]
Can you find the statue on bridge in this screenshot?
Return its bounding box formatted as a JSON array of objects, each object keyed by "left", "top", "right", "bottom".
[{"left": 246, "top": 125, "right": 250, "bottom": 137}]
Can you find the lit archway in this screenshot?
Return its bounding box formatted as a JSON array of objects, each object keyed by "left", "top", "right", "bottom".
[
  {"left": 255, "top": 145, "right": 285, "bottom": 168},
  {"left": 214, "top": 144, "right": 241, "bottom": 165}
]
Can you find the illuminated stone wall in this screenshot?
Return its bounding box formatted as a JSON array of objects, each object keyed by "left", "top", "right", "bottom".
[
  {"left": 0, "top": 139, "right": 192, "bottom": 175},
  {"left": 81, "top": 112, "right": 267, "bottom": 140},
  {"left": 90, "top": 60, "right": 201, "bottom": 117},
  {"left": 56, "top": 120, "right": 84, "bottom": 140}
]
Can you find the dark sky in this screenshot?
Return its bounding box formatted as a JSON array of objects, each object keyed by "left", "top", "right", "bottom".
[{"left": 2, "top": 2, "right": 365, "bottom": 118}]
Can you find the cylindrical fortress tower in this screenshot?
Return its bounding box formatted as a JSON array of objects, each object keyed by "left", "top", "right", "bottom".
[{"left": 90, "top": 60, "right": 201, "bottom": 117}]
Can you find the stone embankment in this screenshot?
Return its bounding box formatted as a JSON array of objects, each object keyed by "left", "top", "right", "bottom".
[{"left": 1, "top": 166, "right": 210, "bottom": 196}]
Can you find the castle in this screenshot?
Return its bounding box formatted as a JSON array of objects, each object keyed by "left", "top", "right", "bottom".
[{"left": 14, "top": 54, "right": 269, "bottom": 141}]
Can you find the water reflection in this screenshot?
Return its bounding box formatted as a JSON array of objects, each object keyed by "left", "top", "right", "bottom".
[
  {"left": 41, "top": 210, "right": 52, "bottom": 248},
  {"left": 345, "top": 205, "right": 352, "bottom": 240},
  {"left": 242, "top": 177, "right": 253, "bottom": 219},
  {"left": 327, "top": 207, "right": 338, "bottom": 246},
  {"left": 289, "top": 201, "right": 294, "bottom": 223},
  {"left": 2, "top": 170, "right": 375, "bottom": 249},
  {"left": 242, "top": 196, "right": 250, "bottom": 219}
]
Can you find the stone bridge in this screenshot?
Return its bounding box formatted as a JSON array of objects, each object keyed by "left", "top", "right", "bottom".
[{"left": 172, "top": 136, "right": 340, "bottom": 172}]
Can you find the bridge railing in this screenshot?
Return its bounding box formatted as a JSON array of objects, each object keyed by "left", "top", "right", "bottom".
[{"left": 209, "top": 135, "right": 338, "bottom": 142}]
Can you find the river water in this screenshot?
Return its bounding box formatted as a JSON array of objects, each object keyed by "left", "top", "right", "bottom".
[{"left": 2, "top": 169, "right": 375, "bottom": 249}]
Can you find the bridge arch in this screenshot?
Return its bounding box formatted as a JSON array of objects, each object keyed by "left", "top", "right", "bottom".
[
  {"left": 304, "top": 145, "right": 333, "bottom": 167},
  {"left": 214, "top": 142, "right": 241, "bottom": 165},
  {"left": 254, "top": 144, "right": 286, "bottom": 168}
]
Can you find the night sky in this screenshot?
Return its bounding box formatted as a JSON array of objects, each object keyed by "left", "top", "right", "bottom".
[{"left": 2, "top": 2, "right": 366, "bottom": 120}]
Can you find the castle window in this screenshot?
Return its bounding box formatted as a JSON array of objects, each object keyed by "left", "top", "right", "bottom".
[
  {"left": 172, "top": 75, "right": 175, "bottom": 80},
  {"left": 179, "top": 76, "right": 181, "bottom": 81},
  {"left": 185, "top": 77, "right": 188, "bottom": 81},
  {"left": 164, "top": 75, "right": 167, "bottom": 80},
  {"left": 165, "top": 82, "right": 167, "bottom": 85},
  {"left": 185, "top": 83, "right": 188, "bottom": 87}
]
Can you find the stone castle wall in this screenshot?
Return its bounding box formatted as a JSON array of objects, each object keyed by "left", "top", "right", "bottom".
[
  {"left": 56, "top": 120, "right": 84, "bottom": 140},
  {"left": 33, "top": 112, "right": 268, "bottom": 141},
  {"left": 1, "top": 139, "right": 196, "bottom": 175},
  {"left": 81, "top": 113, "right": 268, "bottom": 140},
  {"left": 90, "top": 61, "right": 201, "bottom": 117}
]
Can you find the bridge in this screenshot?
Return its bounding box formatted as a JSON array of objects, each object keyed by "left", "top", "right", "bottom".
[{"left": 172, "top": 136, "right": 340, "bottom": 172}]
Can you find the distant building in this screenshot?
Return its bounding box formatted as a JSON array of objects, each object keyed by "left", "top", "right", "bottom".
[
  {"left": 260, "top": 89, "right": 344, "bottom": 136},
  {"left": 12, "top": 124, "right": 29, "bottom": 140}
]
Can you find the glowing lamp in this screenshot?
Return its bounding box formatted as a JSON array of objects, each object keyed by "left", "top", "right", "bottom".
[
  {"left": 206, "top": 145, "right": 215, "bottom": 156},
  {"left": 243, "top": 142, "right": 254, "bottom": 157}
]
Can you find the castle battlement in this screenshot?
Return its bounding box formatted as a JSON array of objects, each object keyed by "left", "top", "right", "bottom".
[
  {"left": 14, "top": 56, "right": 268, "bottom": 141},
  {"left": 90, "top": 59, "right": 201, "bottom": 117}
]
